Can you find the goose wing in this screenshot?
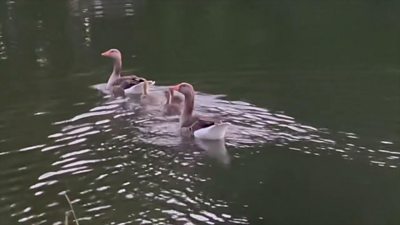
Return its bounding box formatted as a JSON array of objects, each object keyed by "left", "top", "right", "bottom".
[
  {"left": 112, "top": 75, "right": 144, "bottom": 89},
  {"left": 184, "top": 115, "right": 219, "bottom": 132}
]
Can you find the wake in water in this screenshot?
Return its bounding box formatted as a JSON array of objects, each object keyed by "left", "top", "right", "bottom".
[
  {"left": 45, "top": 83, "right": 399, "bottom": 168},
  {"left": 9, "top": 83, "right": 398, "bottom": 225},
  {"left": 16, "top": 82, "right": 390, "bottom": 174}
]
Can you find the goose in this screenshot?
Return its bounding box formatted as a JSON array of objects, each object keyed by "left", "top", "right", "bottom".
[
  {"left": 140, "top": 79, "right": 165, "bottom": 106},
  {"left": 163, "top": 88, "right": 183, "bottom": 116},
  {"left": 170, "top": 82, "right": 230, "bottom": 140},
  {"left": 101, "top": 48, "right": 154, "bottom": 95}
]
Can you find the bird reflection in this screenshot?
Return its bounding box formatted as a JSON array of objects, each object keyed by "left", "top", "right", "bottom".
[{"left": 195, "top": 139, "right": 231, "bottom": 166}]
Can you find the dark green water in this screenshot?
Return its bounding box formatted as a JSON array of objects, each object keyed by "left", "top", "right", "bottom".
[{"left": 0, "top": 0, "right": 399, "bottom": 224}]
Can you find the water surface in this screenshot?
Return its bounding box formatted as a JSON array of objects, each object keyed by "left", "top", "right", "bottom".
[{"left": 0, "top": 1, "right": 399, "bottom": 224}]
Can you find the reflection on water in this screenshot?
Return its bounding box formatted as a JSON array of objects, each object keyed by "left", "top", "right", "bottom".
[
  {"left": 195, "top": 139, "right": 230, "bottom": 166},
  {"left": 2, "top": 83, "right": 396, "bottom": 224},
  {"left": 34, "top": 19, "right": 50, "bottom": 68},
  {"left": 68, "top": 0, "right": 137, "bottom": 18},
  {"left": 0, "top": 24, "right": 7, "bottom": 60},
  {"left": 0, "top": 0, "right": 139, "bottom": 65}
]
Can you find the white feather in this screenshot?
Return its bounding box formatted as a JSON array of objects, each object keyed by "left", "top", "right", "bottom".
[
  {"left": 124, "top": 80, "right": 155, "bottom": 94},
  {"left": 90, "top": 81, "right": 156, "bottom": 95},
  {"left": 193, "top": 122, "right": 230, "bottom": 140}
]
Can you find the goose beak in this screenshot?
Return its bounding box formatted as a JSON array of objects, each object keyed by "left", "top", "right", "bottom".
[
  {"left": 101, "top": 51, "right": 109, "bottom": 57},
  {"left": 171, "top": 84, "right": 180, "bottom": 91}
]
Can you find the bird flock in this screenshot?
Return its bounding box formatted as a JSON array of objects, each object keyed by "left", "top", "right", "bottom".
[{"left": 100, "top": 48, "right": 230, "bottom": 140}]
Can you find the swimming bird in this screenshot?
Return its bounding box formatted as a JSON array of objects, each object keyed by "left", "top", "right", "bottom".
[
  {"left": 140, "top": 79, "right": 166, "bottom": 106},
  {"left": 170, "top": 82, "right": 230, "bottom": 140},
  {"left": 163, "top": 88, "right": 183, "bottom": 116},
  {"left": 101, "top": 48, "right": 154, "bottom": 95}
]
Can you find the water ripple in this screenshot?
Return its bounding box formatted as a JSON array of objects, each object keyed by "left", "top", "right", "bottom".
[
  {"left": 7, "top": 84, "right": 398, "bottom": 224},
  {"left": 0, "top": 24, "right": 8, "bottom": 60},
  {"left": 69, "top": 0, "right": 137, "bottom": 18}
]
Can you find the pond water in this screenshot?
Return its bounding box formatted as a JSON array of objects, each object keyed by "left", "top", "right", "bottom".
[{"left": 0, "top": 0, "right": 399, "bottom": 224}]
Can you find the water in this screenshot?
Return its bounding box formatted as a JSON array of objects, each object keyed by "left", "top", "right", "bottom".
[{"left": 0, "top": 0, "right": 399, "bottom": 224}]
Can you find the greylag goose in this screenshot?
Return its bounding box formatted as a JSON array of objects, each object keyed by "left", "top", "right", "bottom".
[
  {"left": 101, "top": 48, "right": 154, "bottom": 94},
  {"left": 140, "top": 79, "right": 165, "bottom": 106},
  {"left": 163, "top": 89, "right": 183, "bottom": 116},
  {"left": 171, "top": 82, "right": 230, "bottom": 140}
]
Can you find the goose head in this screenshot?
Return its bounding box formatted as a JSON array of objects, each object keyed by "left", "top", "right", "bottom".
[
  {"left": 171, "top": 82, "right": 194, "bottom": 97},
  {"left": 101, "top": 48, "right": 122, "bottom": 61}
]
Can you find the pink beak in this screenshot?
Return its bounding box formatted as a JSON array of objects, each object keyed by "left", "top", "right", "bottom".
[
  {"left": 170, "top": 85, "right": 180, "bottom": 92},
  {"left": 101, "top": 51, "right": 109, "bottom": 57}
]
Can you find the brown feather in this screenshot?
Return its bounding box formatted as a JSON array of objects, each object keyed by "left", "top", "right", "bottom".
[
  {"left": 111, "top": 86, "right": 126, "bottom": 98},
  {"left": 111, "top": 75, "right": 144, "bottom": 90},
  {"left": 182, "top": 115, "right": 216, "bottom": 132}
]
